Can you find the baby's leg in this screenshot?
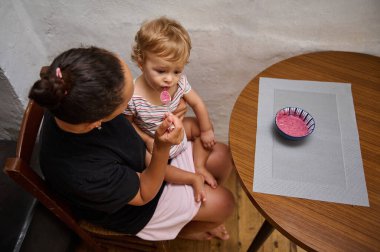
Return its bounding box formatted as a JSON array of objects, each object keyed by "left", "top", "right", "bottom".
[
  {"left": 183, "top": 117, "right": 201, "bottom": 140},
  {"left": 205, "top": 143, "right": 234, "bottom": 185},
  {"left": 183, "top": 118, "right": 217, "bottom": 188}
]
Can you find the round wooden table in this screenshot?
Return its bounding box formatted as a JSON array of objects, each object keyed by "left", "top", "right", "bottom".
[{"left": 229, "top": 51, "right": 380, "bottom": 252}]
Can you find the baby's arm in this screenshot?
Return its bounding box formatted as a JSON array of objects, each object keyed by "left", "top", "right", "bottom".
[
  {"left": 125, "top": 115, "right": 154, "bottom": 153},
  {"left": 183, "top": 90, "right": 216, "bottom": 149}
]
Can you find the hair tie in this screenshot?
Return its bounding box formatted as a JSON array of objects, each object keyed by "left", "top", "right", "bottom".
[
  {"left": 55, "top": 67, "right": 68, "bottom": 96},
  {"left": 56, "top": 67, "right": 63, "bottom": 79}
]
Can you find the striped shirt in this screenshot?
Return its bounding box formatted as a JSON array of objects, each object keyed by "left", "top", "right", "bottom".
[{"left": 124, "top": 74, "right": 192, "bottom": 158}]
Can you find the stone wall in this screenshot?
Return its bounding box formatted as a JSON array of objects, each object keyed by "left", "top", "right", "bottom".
[{"left": 1, "top": 0, "right": 379, "bottom": 141}]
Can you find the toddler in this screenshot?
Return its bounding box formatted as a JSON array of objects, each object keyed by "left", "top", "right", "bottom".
[{"left": 124, "top": 17, "right": 217, "bottom": 202}]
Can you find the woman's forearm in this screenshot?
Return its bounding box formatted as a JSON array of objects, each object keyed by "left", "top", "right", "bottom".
[
  {"left": 129, "top": 114, "right": 183, "bottom": 206},
  {"left": 138, "top": 142, "right": 170, "bottom": 203}
]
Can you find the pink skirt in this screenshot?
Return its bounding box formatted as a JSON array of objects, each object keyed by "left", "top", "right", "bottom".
[{"left": 136, "top": 142, "right": 201, "bottom": 240}]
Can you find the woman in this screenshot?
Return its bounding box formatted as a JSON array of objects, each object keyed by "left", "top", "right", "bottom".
[{"left": 29, "top": 46, "right": 235, "bottom": 241}]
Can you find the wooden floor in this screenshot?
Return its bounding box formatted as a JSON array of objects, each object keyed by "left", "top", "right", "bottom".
[{"left": 76, "top": 171, "right": 307, "bottom": 252}]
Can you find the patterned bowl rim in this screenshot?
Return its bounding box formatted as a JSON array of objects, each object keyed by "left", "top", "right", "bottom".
[{"left": 275, "top": 106, "right": 316, "bottom": 139}]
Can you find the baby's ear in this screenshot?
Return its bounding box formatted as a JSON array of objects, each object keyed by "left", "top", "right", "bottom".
[{"left": 137, "top": 59, "right": 144, "bottom": 70}]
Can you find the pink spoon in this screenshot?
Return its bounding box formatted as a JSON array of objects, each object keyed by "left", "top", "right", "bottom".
[
  {"left": 160, "top": 88, "right": 171, "bottom": 105},
  {"left": 160, "top": 88, "right": 175, "bottom": 131}
]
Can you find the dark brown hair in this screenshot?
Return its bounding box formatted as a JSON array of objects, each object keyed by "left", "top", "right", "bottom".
[{"left": 29, "top": 47, "right": 125, "bottom": 124}]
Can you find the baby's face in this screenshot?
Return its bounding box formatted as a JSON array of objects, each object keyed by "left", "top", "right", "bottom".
[{"left": 139, "top": 53, "right": 185, "bottom": 93}]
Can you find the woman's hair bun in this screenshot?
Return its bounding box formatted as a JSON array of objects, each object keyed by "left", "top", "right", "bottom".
[
  {"left": 28, "top": 47, "right": 125, "bottom": 124},
  {"left": 28, "top": 67, "right": 68, "bottom": 110}
]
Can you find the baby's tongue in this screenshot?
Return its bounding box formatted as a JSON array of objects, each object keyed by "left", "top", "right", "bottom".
[{"left": 160, "top": 88, "right": 171, "bottom": 105}]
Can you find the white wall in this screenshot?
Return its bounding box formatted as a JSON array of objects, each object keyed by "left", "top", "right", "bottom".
[{"left": 1, "top": 0, "right": 379, "bottom": 141}]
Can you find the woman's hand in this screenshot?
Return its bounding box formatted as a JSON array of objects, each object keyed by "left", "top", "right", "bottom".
[
  {"left": 172, "top": 98, "right": 187, "bottom": 121},
  {"left": 155, "top": 113, "right": 184, "bottom": 147}
]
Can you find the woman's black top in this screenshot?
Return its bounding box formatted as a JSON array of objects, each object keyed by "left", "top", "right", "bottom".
[{"left": 39, "top": 112, "right": 164, "bottom": 234}]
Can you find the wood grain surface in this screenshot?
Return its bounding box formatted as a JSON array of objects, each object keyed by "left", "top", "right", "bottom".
[{"left": 229, "top": 51, "right": 380, "bottom": 252}]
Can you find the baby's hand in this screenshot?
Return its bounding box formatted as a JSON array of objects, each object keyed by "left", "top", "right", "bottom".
[
  {"left": 197, "top": 167, "right": 217, "bottom": 189},
  {"left": 200, "top": 129, "right": 216, "bottom": 149},
  {"left": 192, "top": 173, "right": 206, "bottom": 203}
]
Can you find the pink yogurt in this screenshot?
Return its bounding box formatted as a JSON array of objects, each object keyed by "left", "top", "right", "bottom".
[{"left": 276, "top": 113, "right": 309, "bottom": 137}]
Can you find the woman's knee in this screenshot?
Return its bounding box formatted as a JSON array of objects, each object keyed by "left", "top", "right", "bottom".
[
  {"left": 196, "top": 186, "right": 235, "bottom": 223},
  {"left": 211, "top": 187, "right": 235, "bottom": 222},
  {"left": 209, "top": 143, "right": 231, "bottom": 164}
]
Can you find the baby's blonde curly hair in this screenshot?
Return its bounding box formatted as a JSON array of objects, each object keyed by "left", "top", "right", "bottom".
[{"left": 131, "top": 17, "right": 192, "bottom": 65}]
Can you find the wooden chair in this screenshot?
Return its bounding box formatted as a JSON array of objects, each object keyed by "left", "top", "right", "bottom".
[{"left": 3, "top": 100, "right": 166, "bottom": 252}]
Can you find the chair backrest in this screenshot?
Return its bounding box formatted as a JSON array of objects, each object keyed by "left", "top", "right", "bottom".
[{"left": 3, "top": 100, "right": 103, "bottom": 251}]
